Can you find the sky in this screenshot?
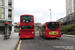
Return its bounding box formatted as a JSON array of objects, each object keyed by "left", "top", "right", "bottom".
[{"left": 14, "top": 0, "right": 66, "bottom": 24}]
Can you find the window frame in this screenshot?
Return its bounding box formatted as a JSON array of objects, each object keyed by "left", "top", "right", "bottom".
[
  {"left": 21, "top": 16, "right": 33, "bottom": 23},
  {"left": 47, "top": 22, "right": 59, "bottom": 29},
  {"left": 0, "top": 7, "right": 5, "bottom": 19},
  {"left": 0, "top": 0, "right": 3, "bottom": 6}
]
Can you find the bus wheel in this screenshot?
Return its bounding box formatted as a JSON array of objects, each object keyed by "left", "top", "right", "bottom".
[
  {"left": 43, "top": 34, "right": 45, "bottom": 38},
  {"left": 43, "top": 34, "right": 46, "bottom": 38},
  {"left": 39, "top": 33, "right": 41, "bottom": 37},
  {"left": 32, "top": 38, "right": 35, "bottom": 39}
]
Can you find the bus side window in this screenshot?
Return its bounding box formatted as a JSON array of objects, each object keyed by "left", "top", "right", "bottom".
[
  {"left": 39, "top": 27, "right": 42, "bottom": 32},
  {"left": 21, "top": 26, "right": 23, "bottom": 29},
  {"left": 43, "top": 25, "right": 45, "bottom": 31},
  {"left": 41, "top": 27, "right": 44, "bottom": 31}
]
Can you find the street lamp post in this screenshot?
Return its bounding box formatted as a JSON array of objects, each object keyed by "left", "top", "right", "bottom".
[
  {"left": 49, "top": 9, "right": 51, "bottom": 21},
  {"left": 56, "top": 17, "right": 57, "bottom": 21},
  {"left": 35, "top": 17, "right": 36, "bottom": 26}
]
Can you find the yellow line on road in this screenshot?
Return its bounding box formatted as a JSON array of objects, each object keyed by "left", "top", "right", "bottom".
[{"left": 17, "top": 40, "right": 22, "bottom": 50}]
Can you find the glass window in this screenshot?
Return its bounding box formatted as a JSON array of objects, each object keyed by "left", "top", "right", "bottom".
[
  {"left": 2, "top": 8, "right": 4, "bottom": 19},
  {"left": 8, "top": 5, "right": 12, "bottom": 8},
  {"left": 2, "top": 14, "right": 4, "bottom": 19},
  {"left": 0, "top": 0, "right": 3, "bottom": 5},
  {"left": 2, "top": 8, "right": 4, "bottom": 13},
  {"left": 43, "top": 25, "right": 45, "bottom": 31},
  {"left": 8, "top": 0, "right": 12, "bottom": 2},
  {"left": 21, "top": 25, "right": 33, "bottom": 29},
  {"left": 74, "top": 6, "right": 75, "bottom": 12},
  {"left": 0, "top": 8, "right": 5, "bottom": 19},
  {"left": 21, "top": 16, "right": 33, "bottom": 22},
  {"left": 47, "top": 22, "right": 59, "bottom": 31},
  {"left": 74, "top": 0, "right": 75, "bottom": 5}
]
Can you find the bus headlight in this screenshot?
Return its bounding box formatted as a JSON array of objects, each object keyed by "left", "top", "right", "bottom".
[{"left": 32, "top": 32, "right": 34, "bottom": 34}]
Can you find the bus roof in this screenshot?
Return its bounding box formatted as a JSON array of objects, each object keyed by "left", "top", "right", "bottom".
[
  {"left": 20, "top": 14, "right": 34, "bottom": 17},
  {"left": 39, "top": 21, "right": 60, "bottom": 27},
  {"left": 46, "top": 21, "right": 60, "bottom": 23}
]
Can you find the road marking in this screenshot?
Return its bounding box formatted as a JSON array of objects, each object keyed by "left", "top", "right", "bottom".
[
  {"left": 17, "top": 40, "right": 22, "bottom": 50},
  {"left": 39, "top": 41, "right": 42, "bottom": 42}
]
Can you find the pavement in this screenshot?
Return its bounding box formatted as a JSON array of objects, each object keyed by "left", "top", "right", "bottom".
[
  {"left": 0, "top": 33, "right": 19, "bottom": 50},
  {"left": 0, "top": 32, "right": 75, "bottom": 50},
  {"left": 63, "top": 34, "right": 75, "bottom": 38}
]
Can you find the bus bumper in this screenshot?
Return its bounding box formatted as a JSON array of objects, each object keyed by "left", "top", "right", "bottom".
[
  {"left": 20, "top": 35, "right": 35, "bottom": 38},
  {"left": 46, "top": 35, "right": 61, "bottom": 38}
]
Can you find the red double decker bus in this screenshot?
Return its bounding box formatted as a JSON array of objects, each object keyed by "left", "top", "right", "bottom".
[
  {"left": 20, "top": 14, "right": 35, "bottom": 38},
  {"left": 39, "top": 21, "right": 61, "bottom": 38}
]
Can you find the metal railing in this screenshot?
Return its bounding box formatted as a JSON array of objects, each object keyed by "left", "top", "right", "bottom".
[{"left": 59, "top": 12, "right": 75, "bottom": 24}]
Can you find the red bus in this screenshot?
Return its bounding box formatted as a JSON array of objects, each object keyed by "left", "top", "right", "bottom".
[
  {"left": 39, "top": 21, "right": 61, "bottom": 38},
  {"left": 20, "top": 14, "right": 35, "bottom": 38}
]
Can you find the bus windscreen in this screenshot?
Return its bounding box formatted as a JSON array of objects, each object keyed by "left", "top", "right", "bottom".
[
  {"left": 47, "top": 22, "right": 59, "bottom": 31},
  {"left": 21, "top": 16, "right": 33, "bottom": 22},
  {"left": 21, "top": 25, "right": 33, "bottom": 29}
]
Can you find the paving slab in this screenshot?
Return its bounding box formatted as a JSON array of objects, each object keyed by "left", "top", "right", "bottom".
[
  {"left": 0, "top": 33, "right": 19, "bottom": 50},
  {"left": 63, "top": 34, "right": 75, "bottom": 38}
]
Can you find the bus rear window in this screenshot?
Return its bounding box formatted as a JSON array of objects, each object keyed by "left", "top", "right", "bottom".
[
  {"left": 21, "top": 16, "right": 33, "bottom": 22},
  {"left": 47, "top": 22, "right": 59, "bottom": 29},
  {"left": 21, "top": 25, "right": 33, "bottom": 29}
]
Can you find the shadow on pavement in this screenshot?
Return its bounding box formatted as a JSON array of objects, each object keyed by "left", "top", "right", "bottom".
[
  {"left": 19, "top": 38, "right": 35, "bottom": 40},
  {"left": 44, "top": 38, "right": 61, "bottom": 40},
  {"left": 39, "top": 36, "right": 61, "bottom": 40}
]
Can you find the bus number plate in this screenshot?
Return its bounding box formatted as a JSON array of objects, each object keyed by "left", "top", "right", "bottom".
[
  {"left": 26, "top": 36, "right": 29, "bottom": 38},
  {"left": 52, "top": 36, "right": 55, "bottom": 38}
]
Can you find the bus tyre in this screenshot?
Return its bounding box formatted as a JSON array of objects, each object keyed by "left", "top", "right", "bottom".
[
  {"left": 43, "top": 34, "right": 44, "bottom": 38},
  {"left": 39, "top": 33, "right": 41, "bottom": 37},
  {"left": 43, "top": 34, "right": 46, "bottom": 38}
]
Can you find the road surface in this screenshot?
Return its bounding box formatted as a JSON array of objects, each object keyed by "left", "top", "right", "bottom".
[{"left": 16, "top": 33, "right": 75, "bottom": 50}]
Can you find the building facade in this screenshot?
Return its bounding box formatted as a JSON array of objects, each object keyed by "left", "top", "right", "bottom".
[
  {"left": 66, "top": 0, "right": 75, "bottom": 16},
  {"left": 0, "top": 0, "right": 14, "bottom": 33}
]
